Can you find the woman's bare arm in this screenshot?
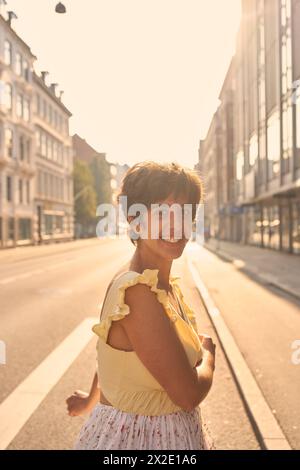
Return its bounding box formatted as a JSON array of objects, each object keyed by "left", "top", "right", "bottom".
[{"left": 119, "top": 283, "right": 216, "bottom": 412}]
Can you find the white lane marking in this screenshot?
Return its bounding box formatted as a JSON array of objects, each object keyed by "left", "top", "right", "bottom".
[
  {"left": 0, "top": 316, "right": 99, "bottom": 450},
  {"left": 187, "top": 254, "right": 292, "bottom": 450}
]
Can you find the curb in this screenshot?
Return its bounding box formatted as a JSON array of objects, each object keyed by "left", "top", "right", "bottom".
[
  {"left": 204, "top": 243, "right": 300, "bottom": 302},
  {"left": 187, "top": 253, "right": 292, "bottom": 451}
]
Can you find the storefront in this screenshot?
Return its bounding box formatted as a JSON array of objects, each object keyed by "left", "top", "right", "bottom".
[
  {"left": 245, "top": 205, "right": 262, "bottom": 247},
  {"left": 242, "top": 193, "right": 300, "bottom": 254},
  {"left": 19, "top": 218, "right": 32, "bottom": 241},
  {"left": 35, "top": 205, "right": 73, "bottom": 244},
  {"left": 292, "top": 200, "right": 300, "bottom": 254}
]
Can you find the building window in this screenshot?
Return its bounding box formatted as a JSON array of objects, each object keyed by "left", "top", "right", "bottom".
[
  {"left": 6, "top": 175, "right": 12, "bottom": 201},
  {"left": 53, "top": 176, "right": 57, "bottom": 199},
  {"left": 282, "top": 101, "right": 293, "bottom": 173},
  {"left": 296, "top": 91, "right": 300, "bottom": 154},
  {"left": 16, "top": 52, "right": 22, "bottom": 76},
  {"left": 36, "top": 129, "right": 41, "bottom": 151},
  {"left": 26, "top": 180, "right": 30, "bottom": 203},
  {"left": 36, "top": 94, "right": 41, "bottom": 115},
  {"left": 4, "top": 83, "right": 12, "bottom": 110},
  {"left": 45, "top": 173, "right": 49, "bottom": 198},
  {"left": 54, "top": 110, "right": 58, "bottom": 128},
  {"left": 23, "top": 60, "right": 29, "bottom": 81},
  {"left": 49, "top": 105, "right": 53, "bottom": 125},
  {"left": 16, "top": 94, "right": 23, "bottom": 118},
  {"left": 63, "top": 148, "right": 66, "bottom": 167},
  {"left": 44, "top": 214, "right": 53, "bottom": 235},
  {"left": 63, "top": 145, "right": 67, "bottom": 165},
  {"left": 50, "top": 174, "right": 54, "bottom": 198},
  {"left": 270, "top": 206, "right": 280, "bottom": 250},
  {"left": 43, "top": 100, "right": 47, "bottom": 120},
  {"left": 246, "top": 206, "right": 262, "bottom": 247},
  {"left": 5, "top": 128, "right": 13, "bottom": 158},
  {"left": 26, "top": 139, "right": 31, "bottom": 162},
  {"left": 41, "top": 133, "right": 46, "bottom": 157},
  {"left": 8, "top": 218, "right": 14, "bottom": 240},
  {"left": 19, "top": 179, "right": 23, "bottom": 203},
  {"left": 262, "top": 206, "right": 270, "bottom": 248},
  {"left": 280, "top": 0, "right": 293, "bottom": 174},
  {"left": 4, "top": 40, "right": 12, "bottom": 66},
  {"left": 53, "top": 141, "right": 58, "bottom": 161},
  {"left": 249, "top": 134, "right": 258, "bottom": 167},
  {"left": 236, "top": 150, "right": 244, "bottom": 181},
  {"left": 58, "top": 144, "right": 63, "bottom": 165},
  {"left": 267, "top": 111, "right": 280, "bottom": 179},
  {"left": 281, "top": 202, "right": 291, "bottom": 252},
  {"left": 55, "top": 216, "right": 63, "bottom": 234},
  {"left": 19, "top": 218, "right": 31, "bottom": 240},
  {"left": 23, "top": 99, "right": 30, "bottom": 122},
  {"left": 37, "top": 171, "right": 42, "bottom": 196},
  {"left": 292, "top": 201, "right": 300, "bottom": 254},
  {"left": 61, "top": 179, "right": 64, "bottom": 200},
  {"left": 46, "top": 137, "right": 52, "bottom": 159},
  {"left": 19, "top": 135, "right": 25, "bottom": 160}
]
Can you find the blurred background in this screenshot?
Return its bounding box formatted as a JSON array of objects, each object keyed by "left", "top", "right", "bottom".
[{"left": 0, "top": 0, "right": 299, "bottom": 451}]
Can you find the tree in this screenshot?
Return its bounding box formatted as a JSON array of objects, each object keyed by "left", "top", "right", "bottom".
[
  {"left": 89, "top": 156, "right": 112, "bottom": 206},
  {"left": 73, "top": 160, "right": 97, "bottom": 226}
]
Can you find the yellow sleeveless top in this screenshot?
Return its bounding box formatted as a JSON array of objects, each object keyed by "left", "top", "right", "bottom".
[{"left": 92, "top": 268, "right": 203, "bottom": 416}]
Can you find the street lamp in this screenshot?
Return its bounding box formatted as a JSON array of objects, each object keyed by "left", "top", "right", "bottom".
[{"left": 55, "top": 2, "right": 66, "bottom": 14}]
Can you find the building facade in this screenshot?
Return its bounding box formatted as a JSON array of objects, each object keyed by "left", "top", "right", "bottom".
[
  {"left": 0, "top": 14, "right": 36, "bottom": 248},
  {"left": 198, "top": 113, "right": 222, "bottom": 240},
  {"left": 0, "top": 12, "right": 74, "bottom": 248},
  {"left": 198, "top": 0, "right": 300, "bottom": 255},
  {"left": 34, "top": 73, "right": 74, "bottom": 244},
  {"left": 73, "top": 134, "right": 107, "bottom": 166}
]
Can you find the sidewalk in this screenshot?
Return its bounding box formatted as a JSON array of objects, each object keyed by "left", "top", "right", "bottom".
[{"left": 204, "top": 239, "right": 300, "bottom": 301}]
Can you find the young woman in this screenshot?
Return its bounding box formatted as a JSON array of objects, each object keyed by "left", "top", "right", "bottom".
[{"left": 66, "top": 161, "right": 216, "bottom": 450}]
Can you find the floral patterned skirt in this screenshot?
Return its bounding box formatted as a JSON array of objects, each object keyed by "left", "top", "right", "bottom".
[{"left": 74, "top": 403, "right": 215, "bottom": 450}]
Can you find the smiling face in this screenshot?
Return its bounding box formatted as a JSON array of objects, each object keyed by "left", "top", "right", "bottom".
[
  {"left": 118, "top": 161, "right": 203, "bottom": 258},
  {"left": 137, "top": 192, "right": 194, "bottom": 261}
]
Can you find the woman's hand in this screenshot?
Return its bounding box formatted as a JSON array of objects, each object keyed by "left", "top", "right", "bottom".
[
  {"left": 194, "top": 334, "right": 216, "bottom": 368},
  {"left": 199, "top": 333, "right": 216, "bottom": 372},
  {"left": 199, "top": 333, "right": 216, "bottom": 356},
  {"left": 66, "top": 390, "right": 92, "bottom": 417}
]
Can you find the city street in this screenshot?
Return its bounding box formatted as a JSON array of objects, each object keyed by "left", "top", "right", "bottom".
[
  {"left": 0, "top": 0, "right": 299, "bottom": 457},
  {"left": 0, "top": 238, "right": 260, "bottom": 450}
]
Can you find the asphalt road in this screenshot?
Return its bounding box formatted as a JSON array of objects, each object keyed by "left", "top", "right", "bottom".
[{"left": 0, "top": 238, "right": 260, "bottom": 450}]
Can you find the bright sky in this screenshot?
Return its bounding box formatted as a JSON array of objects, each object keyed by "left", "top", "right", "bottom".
[{"left": 7, "top": 0, "right": 241, "bottom": 167}]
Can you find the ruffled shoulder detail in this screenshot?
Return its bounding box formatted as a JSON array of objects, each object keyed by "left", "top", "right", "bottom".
[{"left": 92, "top": 268, "right": 175, "bottom": 342}]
